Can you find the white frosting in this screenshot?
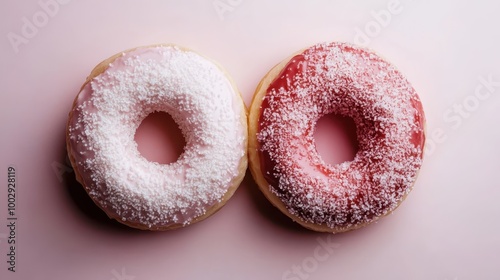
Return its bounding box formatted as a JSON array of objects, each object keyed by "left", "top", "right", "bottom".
[{"left": 67, "top": 46, "right": 246, "bottom": 229}]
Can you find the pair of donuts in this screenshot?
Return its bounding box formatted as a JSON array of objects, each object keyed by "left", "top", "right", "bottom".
[{"left": 66, "top": 42, "right": 425, "bottom": 233}]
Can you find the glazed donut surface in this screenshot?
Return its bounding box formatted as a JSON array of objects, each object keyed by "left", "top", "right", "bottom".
[
  {"left": 249, "top": 42, "right": 425, "bottom": 232},
  {"left": 67, "top": 45, "right": 247, "bottom": 230}
]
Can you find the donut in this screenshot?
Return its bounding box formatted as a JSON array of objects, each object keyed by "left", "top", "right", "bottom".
[
  {"left": 248, "top": 42, "right": 425, "bottom": 233},
  {"left": 66, "top": 45, "right": 248, "bottom": 230}
]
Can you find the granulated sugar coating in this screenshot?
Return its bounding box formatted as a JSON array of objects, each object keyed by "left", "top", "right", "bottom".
[
  {"left": 67, "top": 46, "right": 246, "bottom": 229},
  {"left": 257, "top": 42, "right": 425, "bottom": 230}
]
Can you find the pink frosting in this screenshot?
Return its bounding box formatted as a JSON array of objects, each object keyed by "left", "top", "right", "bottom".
[
  {"left": 256, "top": 42, "right": 425, "bottom": 230},
  {"left": 67, "top": 46, "right": 246, "bottom": 229}
]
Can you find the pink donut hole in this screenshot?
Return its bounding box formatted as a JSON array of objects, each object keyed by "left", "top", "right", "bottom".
[{"left": 313, "top": 113, "right": 359, "bottom": 166}]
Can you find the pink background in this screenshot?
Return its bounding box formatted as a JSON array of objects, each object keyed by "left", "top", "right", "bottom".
[{"left": 1, "top": 1, "right": 500, "bottom": 279}]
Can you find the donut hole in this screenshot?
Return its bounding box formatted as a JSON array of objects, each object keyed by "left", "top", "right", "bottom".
[
  {"left": 134, "top": 111, "right": 186, "bottom": 164},
  {"left": 313, "top": 113, "right": 359, "bottom": 165}
]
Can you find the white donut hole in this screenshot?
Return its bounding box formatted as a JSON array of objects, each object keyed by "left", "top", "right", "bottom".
[{"left": 134, "top": 111, "right": 186, "bottom": 165}]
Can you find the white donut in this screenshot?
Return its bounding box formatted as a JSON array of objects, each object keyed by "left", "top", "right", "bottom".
[{"left": 66, "top": 45, "right": 248, "bottom": 230}]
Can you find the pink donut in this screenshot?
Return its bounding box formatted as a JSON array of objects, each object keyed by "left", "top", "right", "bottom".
[{"left": 248, "top": 42, "right": 425, "bottom": 233}]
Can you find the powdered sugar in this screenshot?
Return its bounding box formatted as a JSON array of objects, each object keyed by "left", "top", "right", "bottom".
[
  {"left": 257, "top": 42, "right": 425, "bottom": 230},
  {"left": 67, "top": 46, "right": 246, "bottom": 229}
]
